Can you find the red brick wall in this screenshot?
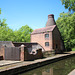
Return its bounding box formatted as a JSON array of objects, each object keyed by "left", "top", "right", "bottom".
[
  {"left": 31, "top": 32, "right": 53, "bottom": 51},
  {"left": 52, "top": 26, "right": 65, "bottom": 53}
]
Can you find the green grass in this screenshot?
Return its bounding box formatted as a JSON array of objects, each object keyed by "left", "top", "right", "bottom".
[{"left": 72, "top": 48, "right": 75, "bottom": 51}]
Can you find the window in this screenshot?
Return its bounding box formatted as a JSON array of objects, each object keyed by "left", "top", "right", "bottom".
[
  {"left": 45, "top": 42, "right": 49, "bottom": 46},
  {"left": 45, "top": 34, "right": 49, "bottom": 38}
]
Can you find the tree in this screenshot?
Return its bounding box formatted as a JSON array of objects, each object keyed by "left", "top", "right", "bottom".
[
  {"left": 14, "top": 25, "right": 33, "bottom": 42},
  {"left": 0, "top": 19, "right": 7, "bottom": 27},
  {"left": 61, "top": 0, "right": 75, "bottom": 12},
  {"left": 0, "top": 19, "right": 15, "bottom": 41},
  {"left": 0, "top": 8, "right": 33, "bottom": 42},
  {"left": 56, "top": 12, "right": 75, "bottom": 50},
  {"left": 0, "top": 8, "right": 1, "bottom": 26},
  {"left": 0, "top": 9, "right": 15, "bottom": 41},
  {"left": 0, "top": 27, "right": 14, "bottom": 41},
  {"left": 0, "top": 8, "right": 1, "bottom": 14},
  {"left": 0, "top": 23, "right": 33, "bottom": 42},
  {"left": 0, "top": 18, "right": 33, "bottom": 42}
]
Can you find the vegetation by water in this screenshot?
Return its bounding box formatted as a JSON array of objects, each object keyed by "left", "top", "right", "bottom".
[
  {"left": 20, "top": 56, "right": 75, "bottom": 75},
  {"left": 72, "top": 48, "right": 75, "bottom": 51},
  {"left": 56, "top": 13, "right": 75, "bottom": 51}
]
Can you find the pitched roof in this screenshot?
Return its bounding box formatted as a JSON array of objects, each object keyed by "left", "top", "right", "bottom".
[{"left": 31, "top": 25, "right": 56, "bottom": 34}]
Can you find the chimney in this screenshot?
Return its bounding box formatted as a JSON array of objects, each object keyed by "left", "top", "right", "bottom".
[{"left": 46, "top": 14, "right": 56, "bottom": 27}]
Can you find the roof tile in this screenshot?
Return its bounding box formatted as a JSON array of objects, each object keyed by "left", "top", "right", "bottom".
[{"left": 31, "top": 25, "right": 56, "bottom": 34}]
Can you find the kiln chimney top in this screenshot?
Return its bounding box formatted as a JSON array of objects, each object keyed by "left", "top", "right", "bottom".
[
  {"left": 46, "top": 14, "right": 56, "bottom": 27},
  {"left": 48, "top": 14, "right": 54, "bottom": 18}
]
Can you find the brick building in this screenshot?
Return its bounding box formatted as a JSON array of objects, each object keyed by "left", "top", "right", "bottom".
[{"left": 31, "top": 14, "right": 65, "bottom": 53}]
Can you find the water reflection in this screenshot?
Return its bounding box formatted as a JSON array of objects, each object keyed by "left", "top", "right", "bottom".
[
  {"left": 42, "top": 67, "right": 53, "bottom": 75},
  {"left": 20, "top": 56, "right": 75, "bottom": 75}
]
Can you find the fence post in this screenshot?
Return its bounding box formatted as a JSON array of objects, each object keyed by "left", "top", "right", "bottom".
[
  {"left": 2, "top": 45, "right": 6, "bottom": 60},
  {"left": 20, "top": 44, "right": 25, "bottom": 61}
]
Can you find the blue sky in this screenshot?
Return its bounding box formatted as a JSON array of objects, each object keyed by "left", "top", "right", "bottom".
[{"left": 0, "top": 0, "right": 68, "bottom": 30}]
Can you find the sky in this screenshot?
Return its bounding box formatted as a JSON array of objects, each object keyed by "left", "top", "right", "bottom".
[{"left": 0, "top": 0, "right": 68, "bottom": 30}]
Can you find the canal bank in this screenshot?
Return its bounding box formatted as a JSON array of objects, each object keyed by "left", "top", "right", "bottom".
[{"left": 0, "top": 52, "right": 75, "bottom": 75}]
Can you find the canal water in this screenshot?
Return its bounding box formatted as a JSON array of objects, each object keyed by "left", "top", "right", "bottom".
[{"left": 20, "top": 56, "right": 75, "bottom": 75}]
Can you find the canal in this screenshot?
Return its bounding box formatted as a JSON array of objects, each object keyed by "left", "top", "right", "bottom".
[{"left": 20, "top": 56, "right": 75, "bottom": 75}]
